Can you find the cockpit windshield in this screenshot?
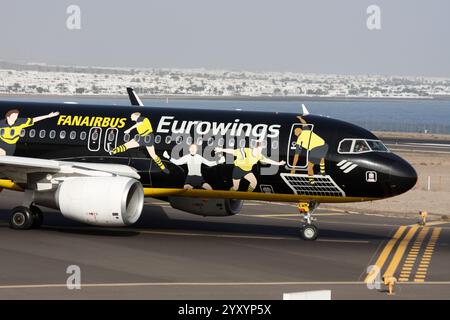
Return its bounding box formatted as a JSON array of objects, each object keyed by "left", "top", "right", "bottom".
[
  {"left": 366, "top": 140, "right": 389, "bottom": 152},
  {"left": 338, "top": 139, "right": 389, "bottom": 154}
]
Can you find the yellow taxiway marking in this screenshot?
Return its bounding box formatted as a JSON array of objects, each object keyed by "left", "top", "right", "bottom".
[
  {"left": 383, "top": 226, "right": 419, "bottom": 279},
  {"left": 244, "top": 213, "right": 346, "bottom": 218},
  {"left": 40, "top": 225, "right": 368, "bottom": 244},
  {"left": 414, "top": 228, "right": 441, "bottom": 282},
  {"left": 240, "top": 214, "right": 402, "bottom": 228},
  {"left": 364, "top": 226, "right": 406, "bottom": 284},
  {"left": 409, "top": 221, "right": 450, "bottom": 227},
  {"left": 398, "top": 227, "right": 429, "bottom": 282},
  {"left": 135, "top": 229, "right": 368, "bottom": 244}
]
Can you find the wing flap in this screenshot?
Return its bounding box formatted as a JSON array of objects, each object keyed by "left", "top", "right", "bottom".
[{"left": 0, "top": 155, "right": 140, "bottom": 187}]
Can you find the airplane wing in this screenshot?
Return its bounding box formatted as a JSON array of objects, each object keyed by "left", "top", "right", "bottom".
[{"left": 0, "top": 155, "right": 140, "bottom": 191}]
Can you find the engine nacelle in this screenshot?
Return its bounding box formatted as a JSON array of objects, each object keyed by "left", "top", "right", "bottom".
[
  {"left": 34, "top": 176, "right": 144, "bottom": 226},
  {"left": 168, "top": 197, "right": 243, "bottom": 217}
]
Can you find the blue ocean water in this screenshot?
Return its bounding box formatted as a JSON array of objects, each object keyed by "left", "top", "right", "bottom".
[{"left": 1, "top": 96, "right": 449, "bottom": 134}]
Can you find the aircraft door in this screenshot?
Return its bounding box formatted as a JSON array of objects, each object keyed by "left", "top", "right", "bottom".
[
  {"left": 286, "top": 123, "right": 314, "bottom": 169},
  {"left": 104, "top": 128, "right": 118, "bottom": 153},
  {"left": 88, "top": 127, "right": 102, "bottom": 152}
]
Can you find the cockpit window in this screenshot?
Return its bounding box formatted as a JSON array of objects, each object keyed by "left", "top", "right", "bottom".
[
  {"left": 366, "top": 140, "right": 388, "bottom": 152},
  {"left": 338, "top": 139, "right": 353, "bottom": 153},
  {"left": 354, "top": 140, "right": 370, "bottom": 152},
  {"left": 338, "top": 139, "right": 389, "bottom": 154}
]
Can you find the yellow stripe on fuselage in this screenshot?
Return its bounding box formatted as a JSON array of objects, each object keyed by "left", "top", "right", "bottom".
[
  {"left": 0, "top": 181, "right": 378, "bottom": 204},
  {"left": 143, "top": 187, "right": 379, "bottom": 203}
]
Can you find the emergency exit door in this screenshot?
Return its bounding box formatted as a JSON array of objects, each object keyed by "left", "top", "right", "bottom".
[
  {"left": 88, "top": 127, "right": 102, "bottom": 152},
  {"left": 87, "top": 127, "right": 119, "bottom": 152},
  {"left": 286, "top": 123, "right": 314, "bottom": 169},
  {"left": 104, "top": 128, "right": 118, "bottom": 153}
]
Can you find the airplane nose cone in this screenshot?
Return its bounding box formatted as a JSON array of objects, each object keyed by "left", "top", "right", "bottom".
[{"left": 388, "top": 157, "right": 418, "bottom": 196}]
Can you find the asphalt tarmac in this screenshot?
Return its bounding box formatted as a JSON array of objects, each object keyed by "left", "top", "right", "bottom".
[
  {"left": 0, "top": 190, "right": 449, "bottom": 300},
  {"left": 381, "top": 137, "right": 450, "bottom": 155}
]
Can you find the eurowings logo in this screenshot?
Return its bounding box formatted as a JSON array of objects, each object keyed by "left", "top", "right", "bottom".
[{"left": 156, "top": 116, "right": 281, "bottom": 139}]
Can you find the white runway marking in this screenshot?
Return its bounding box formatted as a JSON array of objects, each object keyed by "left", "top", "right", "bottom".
[
  {"left": 388, "top": 148, "right": 450, "bottom": 155},
  {"left": 1, "top": 281, "right": 450, "bottom": 290}
]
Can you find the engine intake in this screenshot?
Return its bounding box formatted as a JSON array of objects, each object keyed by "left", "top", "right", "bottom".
[{"left": 34, "top": 176, "right": 144, "bottom": 226}]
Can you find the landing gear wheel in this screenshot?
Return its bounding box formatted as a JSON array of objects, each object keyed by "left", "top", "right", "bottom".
[
  {"left": 9, "top": 206, "right": 34, "bottom": 230},
  {"left": 300, "top": 224, "right": 319, "bottom": 241},
  {"left": 30, "top": 205, "right": 44, "bottom": 229}
]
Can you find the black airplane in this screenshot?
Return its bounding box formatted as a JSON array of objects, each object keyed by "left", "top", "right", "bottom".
[{"left": 0, "top": 89, "right": 417, "bottom": 240}]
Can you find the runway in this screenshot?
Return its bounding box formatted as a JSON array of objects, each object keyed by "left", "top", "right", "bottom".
[
  {"left": 0, "top": 190, "right": 449, "bottom": 300},
  {"left": 381, "top": 137, "right": 450, "bottom": 154}
]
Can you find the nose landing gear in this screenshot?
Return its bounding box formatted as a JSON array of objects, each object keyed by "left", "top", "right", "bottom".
[{"left": 297, "top": 201, "right": 319, "bottom": 240}]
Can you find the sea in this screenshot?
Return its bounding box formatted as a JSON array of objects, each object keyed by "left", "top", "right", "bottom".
[{"left": 1, "top": 96, "right": 449, "bottom": 134}]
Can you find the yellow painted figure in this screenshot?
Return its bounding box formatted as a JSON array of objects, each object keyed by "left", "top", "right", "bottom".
[
  {"left": 0, "top": 109, "right": 60, "bottom": 156},
  {"left": 291, "top": 116, "right": 329, "bottom": 185},
  {"left": 110, "top": 112, "right": 169, "bottom": 174},
  {"left": 215, "top": 143, "right": 285, "bottom": 192}
]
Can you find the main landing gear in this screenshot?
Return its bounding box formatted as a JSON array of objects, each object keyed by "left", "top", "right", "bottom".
[
  {"left": 9, "top": 205, "right": 43, "bottom": 230},
  {"left": 297, "top": 201, "right": 319, "bottom": 241}
]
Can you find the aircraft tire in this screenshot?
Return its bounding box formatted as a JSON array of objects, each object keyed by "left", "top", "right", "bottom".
[
  {"left": 300, "top": 224, "right": 318, "bottom": 241},
  {"left": 9, "top": 206, "right": 34, "bottom": 230},
  {"left": 30, "top": 205, "right": 44, "bottom": 229}
]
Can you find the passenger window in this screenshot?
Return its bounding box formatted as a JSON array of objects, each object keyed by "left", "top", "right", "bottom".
[
  {"left": 60, "top": 130, "right": 66, "bottom": 139},
  {"left": 70, "top": 131, "right": 76, "bottom": 140},
  {"left": 196, "top": 138, "right": 203, "bottom": 145},
  {"left": 338, "top": 140, "right": 353, "bottom": 153},
  {"left": 250, "top": 139, "right": 257, "bottom": 148},
  {"left": 80, "top": 131, "right": 87, "bottom": 141},
  {"left": 261, "top": 140, "right": 268, "bottom": 148},
  {"left": 165, "top": 136, "right": 172, "bottom": 144},
  {"left": 123, "top": 133, "right": 130, "bottom": 142},
  {"left": 239, "top": 139, "right": 246, "bottom": 148},
  {"left": 145, "top": 135, "right": 153, "bottom": 143},
  {"left": 0, "top": 129, "right": 4, "bottom": 136},
  {"left": 29, "top": 129, "right": 36, "bottom": 138},
  {"left": 271, "top": 140, "right": 279, "bottom": 150},
  {"left": 354, "top": 140, "right": 370, "bottom": 153},
  {"left": 176, "top": 136, "right": 183, "bottom": 144},
  {"left": 218, "top": 138, "right": 224, "bottom": 147},
  {"left": 155, "top": 135, "right": 161, "bottom": 144},
  {"left": 108, "top": 132, "right": 115, "bottom": 141},
  {"left": 49, "top": 130, "right": 56, "bottom": 139},
  {"left": 39, "top": 130, "right": 46, "bottom": 138},
  {"left": 228, "top": 138, "right": 235, "bottom": 147},
  {"left": 20, "top": 129, "right": 26, "bottom": 138},
  {"left": 134, "top": 134, "right": 141, "bottom": 143},
  {"left": 186, "top": 136, "right": 193, "bottom": 145},
  {"left": 207, "top": 137, "right": 214, "bottom": 146}
]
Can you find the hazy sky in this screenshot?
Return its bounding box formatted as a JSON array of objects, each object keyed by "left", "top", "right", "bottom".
[{"left": 1, "top": 0, "right": 449, "bottom": 77}]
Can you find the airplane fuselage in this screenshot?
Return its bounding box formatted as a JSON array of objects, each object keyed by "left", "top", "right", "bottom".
[{"left": 0, "top": 100, "right": 417, "bottom": 204}]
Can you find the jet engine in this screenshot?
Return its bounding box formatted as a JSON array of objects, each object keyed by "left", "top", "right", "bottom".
[
  {"left": 33, "top": 176, "right": 144, "bottom": 226},
  {"left": 168, "top": 197, "right": 243, "bottom": 216}
]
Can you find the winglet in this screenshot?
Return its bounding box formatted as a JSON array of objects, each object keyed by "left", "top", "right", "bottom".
[
  {"left": 127, "top": 87, "right": 144, "bottom": 106},
  {"left": 301, "top": 104, "right": 310, "bottom": 116}
]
